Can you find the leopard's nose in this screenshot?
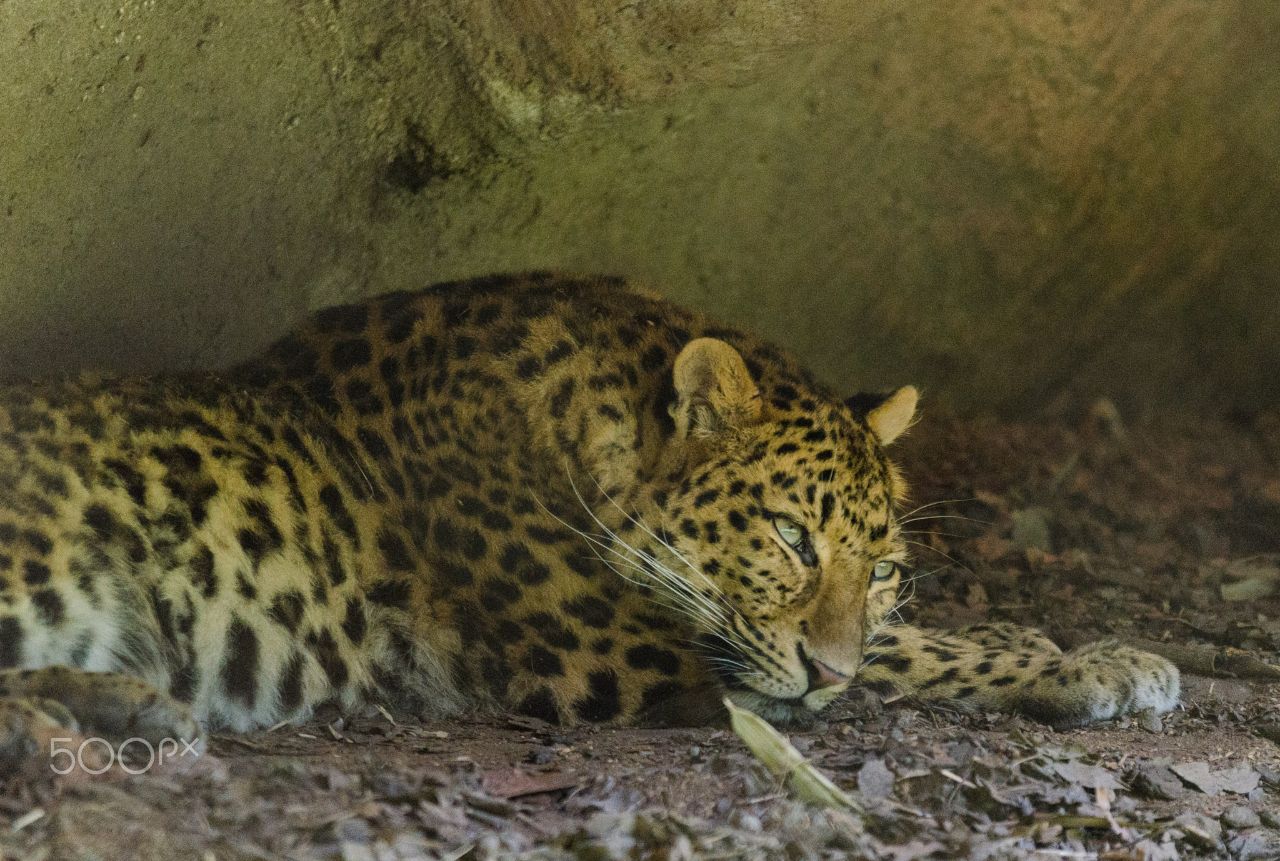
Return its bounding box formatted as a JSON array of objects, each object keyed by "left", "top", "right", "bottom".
[{"left": 800, "top": 646, "right": 853, "bottom": 693}]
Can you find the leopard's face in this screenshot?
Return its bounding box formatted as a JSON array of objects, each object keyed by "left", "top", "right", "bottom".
[
  {"left": 650, "top": 413, "right": 908, "bottom": 712},
  {"left": 618, "top": 337, "right": 921, "bottom": 715}
]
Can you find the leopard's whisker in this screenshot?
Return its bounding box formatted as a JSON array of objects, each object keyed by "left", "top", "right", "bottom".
[
  {"left": 698, "top": 653, "right": 764, "bottom": 679},
  {"left": 547, "top": 477, "right": 749, "bottom": 649},
  {"left": 538, "top": 493, "right": 729, "bottom": 630},
  {"left": 903, "top": 540, "right": 974, "bottom": 577},
  {"left": 677, "top": 633, "right": 765, "bottom": 671},
  {"left": 584, "top": 527, "right": 729, "bottom": 630},
  {"left": 898, "top": 497, "right": 978, "bottom": 519},
  {"left": 699, "top": 650, "right": 769, "bottom": 681},
  {"left": 575, "top": 535, "right": 729, "bottom": 634},
  {"left": 865, "top": 577, "right": 917, "bottom": 647},
  {"left": 573, "top": 471, "right": 761, "bottom": 653},
  {"left": 605, "top": 530, "right": 733, "bottom": 631},
  {"left": 898, "top": 563, "right": 951, "bottom": 585},
  {"left": 901, "top": 528, "right": 972, "bottom": 542},
  {"left": 586, "top": 472, "right": 735, "bottom": 602},
  {"left": 898, "top": 513, "right": 990, "bottom": 528},
  {"left": 589, "top": 549, "right": 722, "bottom": 633}
]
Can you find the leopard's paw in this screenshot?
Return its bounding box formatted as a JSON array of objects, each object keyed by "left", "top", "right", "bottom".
[
  {"left": 0, "top": 667, "right": 201, "bottom": 747},
  {"left": 0, "top": 696, "right": 86, "bottom": 778},
  {"left": 1023, "top": 641, "right": 1180, "bottom": 729}
]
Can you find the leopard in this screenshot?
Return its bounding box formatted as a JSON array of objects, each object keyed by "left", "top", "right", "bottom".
[{"left": 0, "top": 273, "right": 1178, "bottom": 771}]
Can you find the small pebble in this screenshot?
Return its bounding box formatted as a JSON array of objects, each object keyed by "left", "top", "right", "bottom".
[
  {"left": 473, "top": 835, "right": 502, "bottom": 860},
  {"left": 1130, "top": 763, "right": 1184, "bottom": 800},
  {"left": 1174, "top": 812, "right": 1222, "bottom": 850},
  {"left": 369, "top": 773, "right": 413, "bottom": 800},
  {"left": 525, "top": 746, "right": 556, "bottom": 765},
  {"left": 1229, "top": 829, "right": 1280, "bottom": 861},
  {"left": 1224, "top": 806, "right": 1262, "bottom": 830},
  {"left": 1137, "top": 709, "right": 1163, "bottom": 734}
]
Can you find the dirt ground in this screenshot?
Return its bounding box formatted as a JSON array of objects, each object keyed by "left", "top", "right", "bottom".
[{"left": 2, "top": 405, "right": 1278, "bottom": 860}]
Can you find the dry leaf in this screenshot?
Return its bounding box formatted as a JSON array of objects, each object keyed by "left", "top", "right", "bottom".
[
  {"left": 724, "top": 698, "right": 862, "bottom": 813},
  {"left": 480, "top": 767, "right": 580, "bottom": 799},
  {"left": 1220, "top": 557, "right": 1280, "bottom": 602}
]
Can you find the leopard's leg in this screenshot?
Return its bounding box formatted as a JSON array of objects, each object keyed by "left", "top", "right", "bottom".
[
  {"left": 859, "top": 624, "right": 1179, "bottom": 728},
  {"left": 0, "top": 666, "right": 200, "bottom": 749},
  {"left": 0, "top": 696, "right": 82, "bottom": 776},
  {"left": 951, "top": 622, "right": 1062, "bottom": 654}
]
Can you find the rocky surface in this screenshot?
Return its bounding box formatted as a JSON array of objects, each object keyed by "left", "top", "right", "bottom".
[{"left": 2, "top": 1, "right": 1278, "bottom": 414}]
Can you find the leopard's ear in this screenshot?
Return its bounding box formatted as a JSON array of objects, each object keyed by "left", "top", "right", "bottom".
[
  {"left": 672, "top": 338, "right": 762, "bottom": 438},
  {"left": 845, "top": 386, "right": 918, "bottom": 445}
]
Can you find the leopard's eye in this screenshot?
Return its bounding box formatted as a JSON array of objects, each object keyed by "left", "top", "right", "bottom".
[
  {"left": 774, "top": 517, "right": 806, "bottom": 548},
  {"left": 774, "top": 517, "right": 818, "bottom": 568},
  {"left": 872, "top": 560, "right": 898, "bottom": 581}
]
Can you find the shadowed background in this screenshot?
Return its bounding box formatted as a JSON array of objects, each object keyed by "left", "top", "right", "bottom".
[{"left": 1, "top": 0, "right": 1277, "bottom": 416}]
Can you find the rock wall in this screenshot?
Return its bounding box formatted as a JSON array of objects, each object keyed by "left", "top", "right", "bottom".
[{"left": 1, "top": 0, "right": 1277, "bottom": 415}]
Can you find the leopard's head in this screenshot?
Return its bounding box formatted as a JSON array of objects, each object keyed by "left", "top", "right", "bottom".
[{"left": 634, "top": 338, "right": 917, "bottom": 716}]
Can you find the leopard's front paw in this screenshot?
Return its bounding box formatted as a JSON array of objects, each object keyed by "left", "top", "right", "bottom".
[
  {"left": 0, "top": 697, "right": 86, "bottom": 778},
  {"left": 0, "top": 667, "right": 202, "bottom": 747},
  {"left": 1022, "top": 641, "right": 1180, "bottom": 729}
]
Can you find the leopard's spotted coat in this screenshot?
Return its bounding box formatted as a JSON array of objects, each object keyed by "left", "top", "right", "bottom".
[{"left": 0, "top": 274, "right": 1177, "bottom": 759}]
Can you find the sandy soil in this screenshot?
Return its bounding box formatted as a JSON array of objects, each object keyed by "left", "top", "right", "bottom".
[{"left": 2, "top": 406, "right": 1278, "bottom": 860}]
